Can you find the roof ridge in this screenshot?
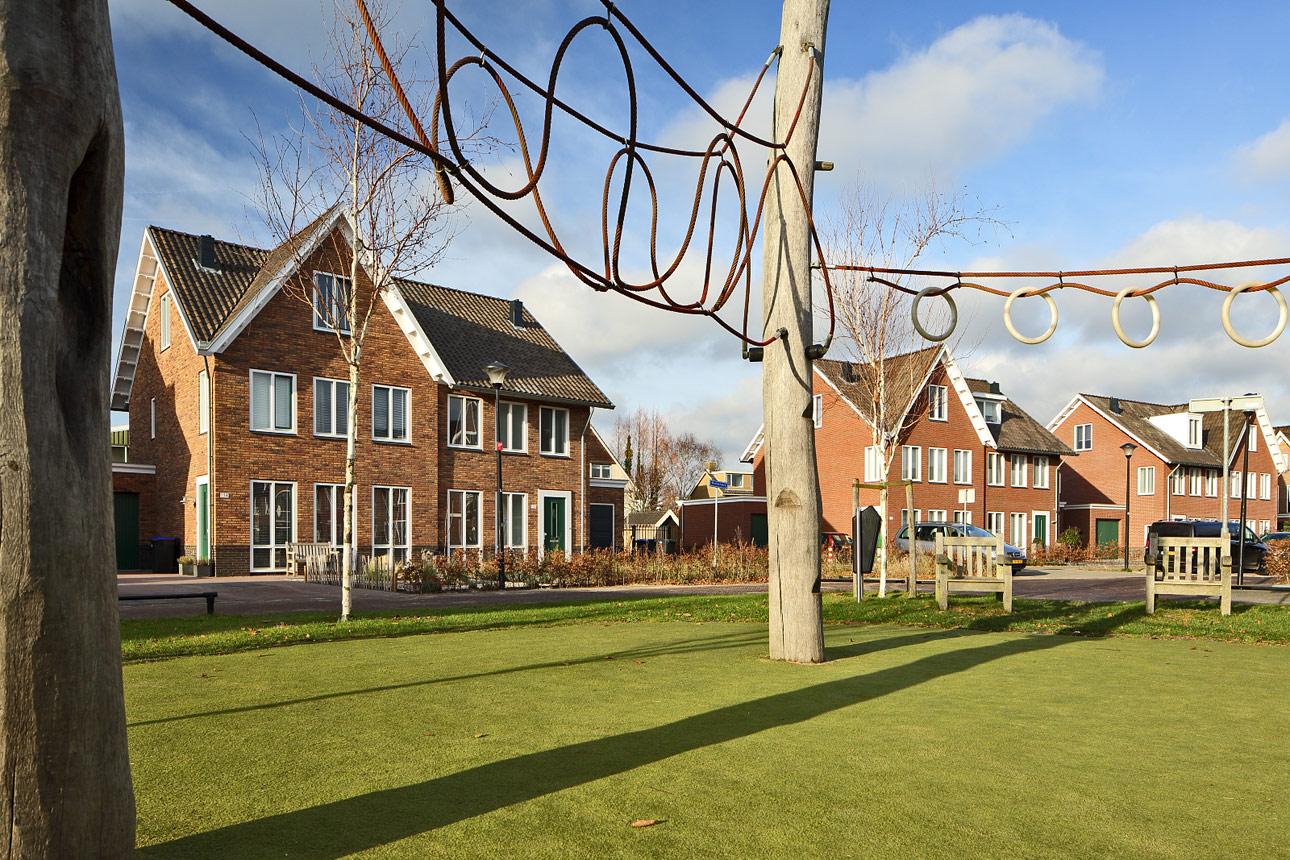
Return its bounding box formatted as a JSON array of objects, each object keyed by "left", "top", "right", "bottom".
[{"left": 1080, "top": 392, "right": 1182, "bottom": 410}]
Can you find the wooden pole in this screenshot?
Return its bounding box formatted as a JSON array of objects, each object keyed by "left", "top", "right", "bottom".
[
  {"left": 906, "top": 481, "right": 916, "bottom": 597},
  {"left": 762, "top": 0, "right": 830, "bottom": 663},
  {"left": 852, "top": 477, "right": 861, "bottom": 601}
]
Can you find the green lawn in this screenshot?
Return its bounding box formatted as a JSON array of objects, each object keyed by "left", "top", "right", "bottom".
[{"left": 128, "top": 617, "right": 1290, "bottom": 858}]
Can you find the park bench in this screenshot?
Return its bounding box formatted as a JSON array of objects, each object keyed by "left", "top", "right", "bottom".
[
  {"left": 934, "top": 531, "right": 1013, "bottom": 612},
  {"left": 1146, "top": 534, "right": 1230, "bottom": 615},
  {"left": 286, "top": 542, "right": 338, "bottom": 580},
  {"left": 119, "top": 591, "right": 217, "bottom": 615}
]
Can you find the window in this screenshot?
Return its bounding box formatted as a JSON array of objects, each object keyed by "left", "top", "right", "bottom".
[
  {"left": 986, "top": 452, "right": 1004, "bottom": 486},
  {"left": 1248, "top": 472, "right": 1258, "bottom": 499},
  {"left": 899, "top": 509, "right": 921, "bottom": 528},
  {"left": 953, "top": 450, "right": 972, "bottom": 484},
  {"left": 1206, "top": 469, "right": 1218, "bottom": 497},
  {"left": 373, "top": 486, "right": 410, "bottom": 563},
  {"left": 986, "top": 512, "right": 1004, "bottom": 536},
  {"left": 1188, "top": 417, "right": 1201, "bottom": 447},
  {"left": 251, "top": 481, "right": 294, "bottom": 571},
  {"left": 864, "top": 446, "right": 881, "bottom": 482},
  {"left": 159, "top": 292, "right": 171, "bottom": 350},
  {"left": 1033, "top": 456, "right": 1049, "bottom": 489},
  {"left": 928, "top": 385, "right": 947, "bottom": 421},
  {"left": 927, "top": 509, "right": 948, "bottom": 522},
  {"left": 1009, "top": 513, "right": 1028, "bottom": 547},
  {"left": 952, "top": 510, "right": 972, "bottom": 525},
  {"left": 499, "top": 491, "right": 526, "bottom": 549},
  {"left": 312, "top": 272, "right": 352, "bottom": 334},
  {"left": 1074, "top": 423, "right": 1092, "bottom": 451},
  {"left": 978, "top": 399, "right": 1001, "bottom": 424},
  {"left": 314, "top": 483, "right": 346, "bottom": 547},
  {"left": 590, "top": 463, "right": 612, "bottom": 479},
  {"left": 150, "top": 397, "right": 156, "bottom": 439},
  {"left": 1171, "top": 469, "right": 1186, "bottom": 496},
  {"left": 1010, "top": 454, "right": 1028, "bottom": 488},
  {"left": 1138, "top": 466, "right": 1155, "bottom": 496},
  {"left": 728, "top": 473, "right": 746, "bottom": 488},
  {"left": 198, "top": 370, "right": 209, "bottom": 434},
  {"left": 250, "top": 370, "right": 295, "bottom": 433},
  {"left": 1190, "top": 468, "right": 1203, "bottom": 496},
  {"left": 373, "top": 384, "right": 410, "bottom": 443},
  {"left": 313, "top": 378, "right": 350, "bottom": 438},
  {"left": 812, "top": 394, "right": 822, "bottom": 429},
  {"left": 447, "top": 489, "right": 481, "bottom": 553},
  {"left": 1231, "top": 471, "right": 1243, "bottom": 499},
  {"left": 901, "top": 446, "right": 921, "bottom": 482},
  {"left": 446, "top": 394, "right": 480, "bottom": 448},
  {"left": 497, "top": 401, "right": 527, "bottom": 452},
  {"left": 1261, "top": 473, "right": 1272, "bottom": 501},
  {"left": 927, "top": 448, "right": 947, "bottom": 483},
  {"left": 1249, "top": 428, "right": 1258, "bottom": 453},
  {"left": 540, "top": 406, "right": 569, "bottom": 455}
]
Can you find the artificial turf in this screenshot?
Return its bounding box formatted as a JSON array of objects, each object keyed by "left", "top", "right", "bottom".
[{"left": 128, "top": 619, "right": 1290, "bottom": 858}]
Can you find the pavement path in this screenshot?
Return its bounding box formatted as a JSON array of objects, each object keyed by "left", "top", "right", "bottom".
[{"left": 117, "top": 566, "right": 1290, "bottom": 619}]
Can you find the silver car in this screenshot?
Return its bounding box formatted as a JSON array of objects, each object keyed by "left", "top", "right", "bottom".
[{"left": 893, "top": 522, "right": 1027, "bottom": 571}]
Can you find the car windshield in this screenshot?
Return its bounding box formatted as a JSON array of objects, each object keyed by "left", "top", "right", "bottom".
[{"left": 961, "top": 525, "right": 994, "bottom": 538}]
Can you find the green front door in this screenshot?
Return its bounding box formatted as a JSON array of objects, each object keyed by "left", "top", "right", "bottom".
[
  {"left": 113, "top": 492, "right": 139, "bottom": 570},
  {"left": 543, "top": 496, "right": 566, "bottom": 553},
  {"left": 196, "top": 481, "right": 210, "bottom": 559},
  {"left": 1095, "top": 518, "right": 1120, "bottom": 547},
  {"left": 750, "top": 513, "right": 768, "bottom": 547},
  {"left": 1033, "top": 514, "right": 1048, "bottom": 546}
]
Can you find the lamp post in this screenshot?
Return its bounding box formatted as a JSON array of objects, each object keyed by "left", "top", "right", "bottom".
[
  {"left": 1121, "top": 442, "right": 1137, "bottom": 571},
  {"left": 485, "top": 361, "right": 511, "bottom": 589}
]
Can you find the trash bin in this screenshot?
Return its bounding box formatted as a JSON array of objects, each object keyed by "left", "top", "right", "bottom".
[{"left": 151, "top": 537, "right": 179, "bottom": 574}]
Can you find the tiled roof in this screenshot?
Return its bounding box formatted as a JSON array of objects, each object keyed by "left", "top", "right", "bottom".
[
  {"left": 148, "top": 227, "right": 266, "bottom": 343},
  {"left": 1078, "top": 394, "right": 1237, "bottom": 467},
  {"left": 965, "top": 379, "right": 1074, "bottom": 456},
  {"left": 814, "top": 346, "right": 942, "bottom": 427}
]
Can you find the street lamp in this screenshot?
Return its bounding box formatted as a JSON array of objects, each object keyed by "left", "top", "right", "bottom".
[
  {"left": 485, "top": 361, "right": 510, "bottom": 589},
  {"left": 1121, "top": 442, "right": 1137, "bottom": 571}
]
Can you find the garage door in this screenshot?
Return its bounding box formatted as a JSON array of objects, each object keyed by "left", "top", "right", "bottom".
[
  {"left": 114, "top": 492, "right": 140, "bottom": 570},
  {"left": 589, "top": 504, "right": 615, "bottom": 549}
]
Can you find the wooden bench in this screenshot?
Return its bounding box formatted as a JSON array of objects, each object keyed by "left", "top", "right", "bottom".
[
  {"left": 119, "top": 591, "right": 217, "bottom": 615},
  {"left": 934, "top": 532, "right": 1013, "bottom": 612},
  {"left": 1146, "top": 535, "right": 1230, "bottom": 615},
  {"left": 286, "top": 542, "right": 338, "bottom": 580}
]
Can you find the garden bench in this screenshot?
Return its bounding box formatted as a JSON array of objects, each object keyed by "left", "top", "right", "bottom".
[
  {"left": 1146, "top": 535, "right": 1230, "bottom": 615},
  {"left": 286, "top": 542, "right": 338, "bottom": 580},
  {"left": 119, "top": 591, "right": 217, "bottom": 615},
  {"left": 934, "top": 532, "right": 1013, "bottom": 612}
]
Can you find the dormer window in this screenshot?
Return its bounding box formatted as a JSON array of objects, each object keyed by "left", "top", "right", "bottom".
[
  {"left": 977, "top": 399, "right": 1001, "bottom": 424},
  {"left": 728, "top": 473, "right": 746, "bottom": 489},
  {"left": 313, "top": 272, "right": 352, "bottom": 334},
  {"left": 1188, "top": 417, "right": 1201, "bottom": 448}
]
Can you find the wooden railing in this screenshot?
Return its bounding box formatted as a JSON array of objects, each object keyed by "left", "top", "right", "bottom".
[
  {"left": 1146, "top": 536, "right": 1230, "bottom": 615},
  {"left": 933, "top": 532, "right": 1013, "bottom": 612}
]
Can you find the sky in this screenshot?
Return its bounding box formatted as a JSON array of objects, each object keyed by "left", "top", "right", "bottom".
[{"left": 107, "top": 0, "right": 1290, "bottom": 465}]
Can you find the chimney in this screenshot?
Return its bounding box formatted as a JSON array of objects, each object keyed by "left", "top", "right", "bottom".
[
  {"left": 989, "top": 381, "right": 1001, "bottom": 395},
  {"left": 509, "top": 299, "right": 524, "bottom": 328},
  {"left": 198, "top": 234, "right": 217, "bottom": 270},
  {"left": 1109, "top": 397, "right": 1121, "bottom": 414}
]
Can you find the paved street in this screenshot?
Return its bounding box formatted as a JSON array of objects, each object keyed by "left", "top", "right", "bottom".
[{"left": 117, "top": 565, "right": 1290, "bottom": 619}]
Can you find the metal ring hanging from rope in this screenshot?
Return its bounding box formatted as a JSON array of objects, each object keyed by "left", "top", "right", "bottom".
[
  {"left": 1110, "top": 286, "right": 1160, "bottom": 348},
  {"left": 1221, "top": 280, "right": 1288, "bottom": 348},
  {"left": 1002, "top": 285, "right": 1059, "bottom": 344},
  {"left": 910, "top": 285, "right": 958, "bottom": 342}
]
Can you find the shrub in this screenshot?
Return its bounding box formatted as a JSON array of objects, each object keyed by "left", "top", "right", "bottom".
[
  {"left": 1264, "top": 539, "right": 1290, "bottom": 583},
  {"left": 177, "top": 555, "right": 196, "bottom": 565}
]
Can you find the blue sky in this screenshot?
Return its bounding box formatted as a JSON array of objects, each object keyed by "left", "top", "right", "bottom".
[{"left": 107, "top": 0, "right": 1290, "bottom": 462}]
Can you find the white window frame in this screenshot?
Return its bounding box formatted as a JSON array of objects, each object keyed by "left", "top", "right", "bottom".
[
  {"left": 1010, "top": 454, "right": 1028, "bottom": 488},
  {"left": 447, "top": 393, "right": 481, "bottom": 449},
  {"left": 986, "top": 452, "right": 1004, "bottom": 487},
  {"left": 159, "top": 292, "right": 171, "bottom": 351},
  {"left": 499, "top": 491, "right": 527, "bottom": 550},
  {"left": 1189, "top": 468, "right": 1203, "bottom": 496},
  {"left": 313, "top": 483, "right": 349, "bottom": 548},
  {"left": 313, "top": 377, "right": 350, "bottom": 439},
  {"left": 1188, "top": 417, "right": 1201, "bottom": 448},
  {"left": 928, "top": 385, "right": 947, "bottom": 421},
  {"left": 198, "top": 370, "right": 209, "bottom": 435},
  {"left": 540, "top": 406, "right": 570, "bottom": 457},
  {"left": 312, "top": 271, "right": 352, "bottom": 335},
  {"left": 1009, "top": 512, "right": 1028, "bottom": 548},
  {"left": 986, "top": 511, "right": 1004, "bottom": 536},
  {"left": 372, "top": 384, "right": 411, "bottom": 444},
  {"left": 590, "top": 463, "right": 612, "bottom": 479},
  {"left": 372, "top": 486, "right": 411, "bottom": 563},
  {"left": 497, "top": 400, "right": 527, "bottom": 453},
  {"left": 864, "top": 446, "right": 882, "bottom": 482},
  {"left": 1074, "top": 423, "right": 1092, "bottom": 451},
  {"left": 899, "top": 509, "right": 921, "bottom": 529},
  {"left": 250, "top": 480, "right": 296, "bottom": 572},
  {"left": 1249, "top": 428, "right": 1258, "bottom": 453},
  {"left": 927, "top": 447, "right": 947, "bottom": 484},
  {"left": 249, "top": 370, "right": 297, "bottom": 435},
  {"left": 728, "top": 473, "right": 746, "bottom": 489},
  {"left": 150, "top": 397, "right": 156, "bottom": 439},
  {"left": 1248, "top": 471, "right": 1258, "bottom": 499},
  {"left": 927, "top": 509, "right": 948, "bottom": 523},
  {"left": 1206, "top": 469, "right": 1218, "bottom": 497},
  {"left": 952, "top": 509, "right": 973, "bottom": 525},
  {"left": 812, "top": 394, "right": 822, "bottom": 429},
  {"left": 901, "top": 446, "right": 921, "bottom": 482},
  {"left": 1171, "top": 469, "right": 1186, "bottom": 497},
  {"left": 979, "top": 400, "right": 1001, "bottom": 424},
  {"left": 1138, "top": 466, "right": 1155, "bottom": 496},
  {"left": 1261, "top": 473, "right": 1272, "bottom": 501},
  {"left": 1231, "top": 471, "right": 1243, "bottom": 499},
  {"left": 953, "top": 449, "right": 972, "bottom": 485},
  {"left": 1033, "top": 455, "right": 1049, "bottom": 489},
  {"left": 447, "top": 489, "right": 482, "bottom": 554}
]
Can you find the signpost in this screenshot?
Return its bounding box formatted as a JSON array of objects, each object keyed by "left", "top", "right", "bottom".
[
  {"left": 709, "top": 478, "right": 727, "bottom": 569},
  {"left": 1189, "top": 394, "right": 1264, "bottom": 584},
  {"left": 957, "top": 487, "right": 976, "bottom": 524}
]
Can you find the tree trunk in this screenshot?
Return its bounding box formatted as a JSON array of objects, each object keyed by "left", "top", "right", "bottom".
[
  {"left": 762, "top": 0, "right": 829, "bottom": 663},
  {"left": 0, "top": 2, "right": 135, "bottom": 856},
  {"left": 342, "top": 358, "right": 359, "bottom": 621}
]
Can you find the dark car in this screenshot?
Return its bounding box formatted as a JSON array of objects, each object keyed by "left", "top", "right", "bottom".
[
  {"left": 1259, "top": 531, "right": 1290, "bottom": 544},
  {"left": 1143, "top": 520, "right": 1267, "bottom": 573},
  {"left": 893, "top": 522, "right": 1027, "bottom": 572}
]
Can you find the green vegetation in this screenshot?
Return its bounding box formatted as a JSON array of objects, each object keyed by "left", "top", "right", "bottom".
[
  {"left": 122, "top": 591, "right": 1290, "bottom": 664},
  {"left": 129, "top": 621, "right": 1290, "bottom": 858}
]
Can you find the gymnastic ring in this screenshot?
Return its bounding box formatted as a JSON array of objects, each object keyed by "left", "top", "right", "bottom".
[
  {"left": 1221, "top": 280, "right": 1288, "bottom": 348},
  {"left": 1002, "top": 286, "right": 1058, "bottom": 345},
  {"left": 911, "top": 285, "right": 958, "bottom": 342},
  {"left": 1110, "top": 286, "right": 1160, "bottom": 348}
]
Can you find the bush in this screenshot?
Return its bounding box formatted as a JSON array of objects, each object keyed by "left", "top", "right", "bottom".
[{"left": 1264, "top": 539, "right": 1290, "bottom": 583}]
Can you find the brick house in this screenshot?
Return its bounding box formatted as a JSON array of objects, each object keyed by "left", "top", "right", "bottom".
[
  {"left": 678, "top": 465, "right": 767, "bottom": 548},
  {"left": 110, "top": 210, "right": 619, "bottom": 574},
  {"left": 741, "top": 346, "right": 1073, "bottom": 550},
  {"left": 1275, "top": 425, "right": 1290, "bottom": 526},
  {"left": 1047, "top": 395, "right": 1286, "bottom": 547}
]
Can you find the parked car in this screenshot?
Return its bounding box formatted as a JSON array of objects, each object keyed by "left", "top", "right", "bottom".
[
  {"left": 1143, "top": 520, "right": 1267, "bottom": 573},
  {"left": 893, "top": 522, "right": 1027, "bottom": 572},
  {"left": 1258, "top": 531, "right": 1290, "bottom": 544}
]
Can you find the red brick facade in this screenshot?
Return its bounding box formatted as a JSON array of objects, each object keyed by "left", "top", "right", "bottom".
[{"left": 678, "top": 498, "right": 766, "bottom": 548}]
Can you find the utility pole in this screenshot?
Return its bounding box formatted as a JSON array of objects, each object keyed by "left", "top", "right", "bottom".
[{"left": 762, "top": 0, "right": 829, "bottom": 663}]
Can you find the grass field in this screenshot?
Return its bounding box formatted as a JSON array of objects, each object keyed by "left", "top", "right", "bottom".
[{"left": 128, "top": 613, "right": 1290, "bottom": 858}]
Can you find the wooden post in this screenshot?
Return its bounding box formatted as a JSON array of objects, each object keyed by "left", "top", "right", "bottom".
[
  {"left": 762, "top": 0, "right": 830, "bottom": 663},
  {"left": 852, "top": 477, "right": 861, "bottom": 601},
  {"left": 905, "top": 481, "right": 915, "bottom": 597}
]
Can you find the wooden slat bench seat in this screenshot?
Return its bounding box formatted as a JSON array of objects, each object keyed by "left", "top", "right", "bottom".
[
  {"left": 1146, "top": 535, "right": 1230, "bottom": 615},
  {"left": 934, "top": 532, "right": 1013, "bottom": 612},
  {"left": 119, "top": 591, "right": 217, "bottom": 615},
  {"left": 286, "top": 542, "right": 338, "bottom": 579}
]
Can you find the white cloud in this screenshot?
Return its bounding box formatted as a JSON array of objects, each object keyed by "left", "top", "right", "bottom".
[{"left": 1233, "top": 119, "right": 1290, "bottom": 183}]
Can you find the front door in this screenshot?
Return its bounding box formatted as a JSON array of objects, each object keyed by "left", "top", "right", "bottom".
[
  {"left": 543, "top": 496, "right": 566, "bottom": 553},
  {"left": 1033, "top": 513, "right": 1048, "bottom": 546},
  {"left": 196, "top": 479, "right": 210, "bottom": 559},
  {"left": 750, "top": 513, "right": 768, "bottom": 547},
  {"left": 113, "top": 492, "right": 139, "bottom": 570}
]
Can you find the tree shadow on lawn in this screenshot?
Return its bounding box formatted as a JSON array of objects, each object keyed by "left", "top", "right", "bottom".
[
  {"left": 138, "top": 629, "right": 1071, "bottom": 859},
  {"left": 959, "top": 601, "right": 1147, "bottom": 635}
]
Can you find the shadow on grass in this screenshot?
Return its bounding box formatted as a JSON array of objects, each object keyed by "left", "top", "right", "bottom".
[{"left": 138, "top": 629, "right": 1068, "bottom": 859}]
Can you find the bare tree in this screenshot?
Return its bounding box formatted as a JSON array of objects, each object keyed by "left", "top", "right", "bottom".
[
  {"left": 824, "top": 175, "right": 1003, "bottom": 594},
  {"left": 0, "top": 1, "right": 134, "bottom": 855},
  {"left": 253, "top": 0, "right": 482, "bottom": 619},
  {"left": 612, "top": 410, "right": 722, "bottom": 510},
  {"left": 661, "top": 432, "right": 722, "bottom": 505}
]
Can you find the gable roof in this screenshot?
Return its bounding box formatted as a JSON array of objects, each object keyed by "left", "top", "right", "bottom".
[
  {"left": 964, "top": 378, "right": 1074, "bottom": 457},
  {"left": 626, "top": 509, "right": 678, "bottom": 528},
  {"left": 147, "top": 227, "right": 268, "bottom": 343},
  {"left": 813, "top": 346, "right": 943, "bottom": 429}
]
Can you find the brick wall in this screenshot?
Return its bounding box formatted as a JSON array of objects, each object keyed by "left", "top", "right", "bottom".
[
  {"left": 111, "top": 467, "right": 157, "bottom": 568},
  {"left": 679, "top": 498, "right": 766, "bottom": 548}
]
